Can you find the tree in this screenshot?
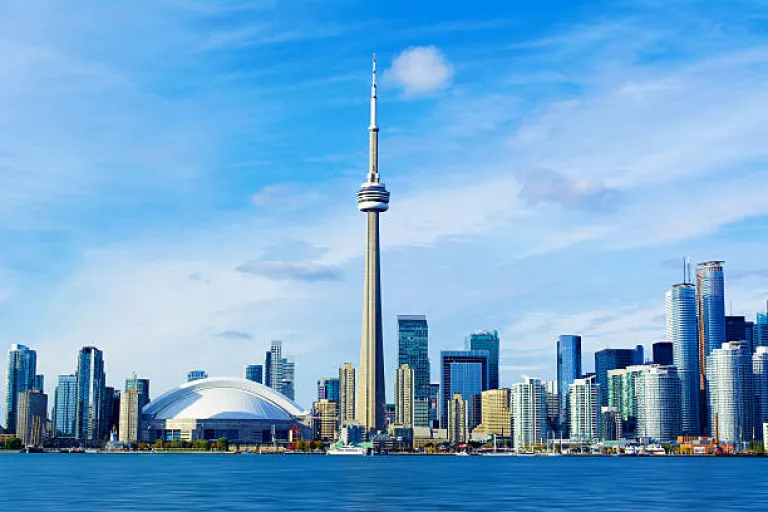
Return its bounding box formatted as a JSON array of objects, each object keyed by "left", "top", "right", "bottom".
[
  {"left": 153, "top": 438, "right": 164, "bottom": 450},
  {"left": 216, "top": 437, "right": 228, "bottom": 451},
  {"left": 315, "top": 440, "right": 325, "bottom": 451},
  {"left": 4, "top": 437, "right": 22, "bottom": 450}
]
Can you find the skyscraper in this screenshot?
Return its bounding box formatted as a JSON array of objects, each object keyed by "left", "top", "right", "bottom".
[
  {"left": 118, "top": 389, "right": 140, "bottom": 443},
  {"left": 357, "top": 55, "right": 390, "bottom": 434},
  {"left": 17, "top": 390, "right": 47, "bottom": 446},
  {"left": 428, "top": 383, "right": 440, "bottom": 428},
  {"left": 556, "top": 335, "right": 582, "bottom": 436},
  {"left": 33, "top": 374, "right": 44, "bottom": 393},
  {"left": 397, "top": 315, "right": 430, "bottom": 427},
  {"left": 447, "top": 394, "right": 468, "bottom": 444},
  {"left": 707, "top": 341, "right": 753, "bottom": 446},
  {"left": 466, "top": 330, "right": 500, "bottom": 390},
  {"left": 266, "top": 341, "right": 282, "bottom": 389},
  {"left": 752, "top": 347, "right": 768, "bottom": 441},
  {"left": 440, "top": 351, "right": 489, "bottom": 429},
  {"left": 339, "top": 363, "right": 356, "bottom": 427},
  {"left": 317, "top": 377, "right": 340, "bottom": 402},
  {"left": 280, "top": 357, "right": 295, "bottom": 400},
  {"left": 754, "top": 309, "right": 768, "bottom": 350},
  {"left": 568, "top": 376, "right": 598, "bottom": 440},
  {"left": 245, "top": 365, "right": 263, "bottom": 384},
  {"left": 394, "top": 364, "right": 414, "bottom": 428},
  {"left": 635, "top": 365, "right": 681, "bottom": 443},
  {"left": 511, "top": 379, "right": 545, "bottom": 449},
  {"left": 312, "top": 399, "right": 339, "bottom": 441},
  {"left": 75, "top": 346, "right": 107, "bottom": 441},
  {"left": 607, "top": 365, "right": 646, "bottom": 438},
  {"left": 666, "top": 282, "right": 700, "bottom": 436},
  {"left": 697, "top": 261, "right": 726, "bottom": 392},
  {"left": 475, "top": 388, "right": 512, "bottom": 440},
  {"left": 187, "top": 370, "right": 207, "bottom": 382},
  {"left": 5, "top": 344, "right": 37, "bottom": 433},
  {"left": 53, "top": 374, "right": 77, "bottom": 438},
  {"left": 594, "top": 346, "right": 644, "bottom": 407},
  {"left": 543, "top": 380, "right": 559, "bottom": 435},
  {"left": 652, "top": 342, "right": 674, "bottom": 366},
  {"left": 125, "top": 375, "right": 150, "bottom": 412}
]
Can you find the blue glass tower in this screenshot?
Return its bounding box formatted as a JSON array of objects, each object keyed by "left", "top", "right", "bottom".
[
  {"left": 53, "top": 375, "right": 78, "bottom": 438},
  {"left": 5, "top": 344, "right": 37, "bottom": 433},
  {"left": 466, "top": 330, "right": 500, "bottom": 390},
  {"left": 755, "top": 311, "right": 768, "bottom": 351},
  {"left": 125, "top": 376, "right": 151, "bottom": 412},
  {"left": 667, "top": 282, "right": 701, "bottom": 435},
  {"left": 245, "top": 364, "right": 263, "bottom": 384},
  {"left": 75, "top": 346, "right": 107, "bottom": 441},
  {"left": 317, "top": 377, "right": 340, "bottom": 402},
  {"left": 594, "top": 346, "right": 644, "bottom": 407},
  {"left": 397, "top": 315, "right": 430, "bottom": 399},
  {"left": 557, "top": 335, "right": 582, "bottom": 436},
  {"left": 439, "top": 351, "right": 489, "bottom": 429}
]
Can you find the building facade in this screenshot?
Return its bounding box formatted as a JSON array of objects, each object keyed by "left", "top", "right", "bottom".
[
  {"left": 53, "top": 374, "right": 78, "bottom": 438},
  {"left": 5, "top": 344, "right": 37, "bottom": 434},
  {"left": 568, "top": 376, "right": 598, "bottom": 440},
  {"left": 17, "top": 390, "right": 47, "bottom": 446},
  {"left": 466, "top": 330, "right": 500, "bottom": 390},
  {"left": 312, "top": 399, "right": 339, "bottom": 442},
  {"left": 339, "top": 363, "right": 356, "bottom": 426},
  {"left": 706, "top": 341, "right": 753, "bottom": 446},
  {"left": 187, "top": 370, "right": 208, "bottom": 382},
  {"left": 474, "top": 388, "right": 512, "bottom": 440},
  {"left": 397, "top": 315, "right": 430, "bottom": 427},
  {"left": 75, "top": 346, "right": 107, "bottom": 441},
  {"left": 119, "top": 389, "right": 140, "bottom": 443},
  {"left": 594, "top": 346, "right": 643, "bottom": 407},
  {"left": 439, "top": 351, "right": 489, "bottom": 429},
  {"left": 666, "top": 282, "right": 701, "bottom": 435},
  {"left": 754, "top": 347, "right": 768, "bottom": 441},
  {"left": 245, "top": 365, "right": 263, "bottom": 384},
  {"left": 317, "top": 377, "right": 340, "bottom": 402},
  {"left": 635, "top": 365, "right": 681, "bottom": 442},
  {"left": 557, "top": 335, "right": 582, "bottom": 436},
  {"left": 447, "top": 394, "right": 468, "bottom": 444},
  {"left": 125, "top": 376, "right": 150, "bottom": 412},
  {"left": 652, "top": 342, "right": 674, "bottom": 366},
  {"left": 697, "top": 261, "right": 726, "bottom": 420},
  {"left": 395, "top": 364, "right": 414, "bottom": 428},
  {"left": 511, "top": 379, "right": 545, "bottom": 449}
]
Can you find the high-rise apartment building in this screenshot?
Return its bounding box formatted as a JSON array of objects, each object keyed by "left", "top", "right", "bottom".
[
  {"left": 398, "top": 315, "right": 430, "bottom": 427},
  {"left": 726, "top": 315, "right": 752, "bottom": 351},
  {"left": 339, "top": 363, "right": 356, "bottom": 426},
  {"left": 636, "top": 365, "right": 681, "bottom": 442},
  {"left": 474, "top": 388, "right": 512, "bottom": 440},
  {"left": 466, "top": 330, "right": 500, "bottom": 390},
  {"left": 447, "top": 394, "right": 468, "bottom": 444},
  {"left": 317, "top": 377, "right": 340, "bottom": 402},
  {"left": 652, "top": 342, "right": 674, "bottom": 366},
  {"left": 607, "top": 365, "right": 646, "bottom": 438},
  {"left": 568, "top": 376, "right": 598, "bottom": 440},
  {"left": 53, "top": 374, "right": 77, "bottom": 438},
  {"left": 439, "top": 351, "right": 489, "bottom": 429},
  {"left": 280, "top": 357, "right": 295, "bottom": 400},
  {"left": 667, "top": 282, "right": 701, "bottom": 435},
  {"left": 245, "top": 365, "right": 263, "bottom": 384},
  {"left": 187, "top": 370, "right": 207, "bottom": 382},
  {"left": 17, "top": 390, "right": 47, "bottom": 446},
  {"left": 752, "top": 347, "right": 768, "bottom": 441},
  {"left": 356, "top": 56, "right": 390, "bottom": 434},
  {"left": 706, "top": 341, "right": 753, "bottom": 446},
  {"left": 594, "top": 346, "right": 643, "bottom": 407},
  {"left": 312, "top": 399, "right": 339, "bottom": 441},
  {"left": 543, "top": 380, "right": 559, "bottom": 435},
  {"left": 755, "top": 310, "right": 768, "bottom": 350},
  {"left": 33, "top": 374, "right": 44, "bottom": 393},
  {"left": 75, "top": 346, "right": 107, "bottom": 441},
  {"left": 697, "top": 261, "right": 726, "bottom": 401},
  {"left": 5, "top": 344, "right": 37, "bottom": 433},
  {"left": 266, "top": 341, "right": 282, "bottom": 389},
  {"left": 118, "top": 389, "right": 140, "bottom": 443},
  {"left": 428, "top": 383, "right": 440, "bottom": 428},
  {"left": 125, "top": 376, "right": 150, "bottom": 412},
  {"left": 557, "top": 335, "right": 582, "bottom": 436},
  {"left": 511, "top": 379, "right": 545, "bottom": 449},
  {"left": 394, "top": 364, "right": 414, "bottom": 428}
]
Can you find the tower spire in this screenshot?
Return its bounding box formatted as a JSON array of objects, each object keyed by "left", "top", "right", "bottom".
[{"left": 368, "top": 53, "right": 379, "bottom": 183}]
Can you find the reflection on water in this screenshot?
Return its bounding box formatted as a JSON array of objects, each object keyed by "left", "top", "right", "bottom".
[{"left": 0, "top": 454, "right": 766, "bottom": 511}]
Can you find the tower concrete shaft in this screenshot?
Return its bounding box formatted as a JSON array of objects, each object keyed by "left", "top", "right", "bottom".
[{"left": 356, "top": 55, "right": 389, "bottom": 433}]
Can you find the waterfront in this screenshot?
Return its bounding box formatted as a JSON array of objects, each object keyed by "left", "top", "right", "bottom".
[{"left": 0, "top": 455, "right": 766, "bottom": 511}]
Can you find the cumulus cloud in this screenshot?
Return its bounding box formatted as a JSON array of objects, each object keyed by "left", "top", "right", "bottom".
[
  {"left": 388, "top": 46, "right": 453, "bottom": 96},
  {"left": 235, "top": 260, "right": 342, "bottom": 282},
  {"left": 517, "top": 168, "right": 621, "bottom": 211},
  {"left": 216, "top": 330, "right": 254, "bottom": 340}
]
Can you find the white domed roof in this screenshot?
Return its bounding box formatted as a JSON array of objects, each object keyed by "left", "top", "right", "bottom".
[{"left": 143, "top": 377, "right": 306, "bottom": 421}]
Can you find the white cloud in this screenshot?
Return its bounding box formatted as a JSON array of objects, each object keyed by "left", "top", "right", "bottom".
[{"left": 387, "top": 46, "right": 453, "bottom": 96}]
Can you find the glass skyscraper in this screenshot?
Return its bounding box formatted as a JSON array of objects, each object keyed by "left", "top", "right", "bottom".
[
  {"left": 125, "top": 376, "right": 151, "bottom": 412},
  {"left": 755, "top": 312, "right": 768, "bottom": 351},
  {"left": 754, "top": 347, "right": 768, "bottom": 441},
  {"left": 706, "top": 341, "right": 753, "bottom": 446},
  {"left": 594, "top": 346, "right": 643, "bottom": 407},
  {"left": 439, "top": 351, "right": 489, "bottom": 429},
  {"left": 466, "top": 330, "right": 500, "bottom": 390},
  {"left": 398, "top": 316, "right": 430, "bottom": 427},
  {"left": 5, "top": 344, "right": 37, "bottom": 433},
  {"left": 568, "top": 376, "right": 598, "bottom": 440},
  {"left": 317, "top": 377, "right": 340, "bottom": 402},
  {"left": 53, "top": 374, "right": 77, "bottom": 438},
  {"left": 697, "top": 261, "right": 726, "bottom": 395},
  {"left": 557, "top": 335, "right": 582, "bottom": 436},
  {"left": 652, "top": 342, "right": 674, "bottom": 366},
  {"left": 75, "top": 346, "right": 107, "bottom": 441},
  {"left": 635, "top": 365, "right": 681, "bottom": 443},
  {"left": 245, "top": 364, "right": 263, "bottom": 384},
  {"left": 666, "top": 282, "right": 700, "bottom": 436}
]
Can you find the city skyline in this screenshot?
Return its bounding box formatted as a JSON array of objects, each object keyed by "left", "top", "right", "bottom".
[{"left": 0, "top": 1, "right": 768, "bottom": 412}]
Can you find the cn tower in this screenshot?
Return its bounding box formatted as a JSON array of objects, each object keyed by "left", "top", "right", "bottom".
[{"left": 356, "top": 54, "right": 389, "bottom": 433}]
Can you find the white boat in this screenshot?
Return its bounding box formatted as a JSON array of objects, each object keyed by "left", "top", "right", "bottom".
[
  {"left": 327, "top": 444, "right": 369, "bottom": 456},
  {"left": 455, "top": 451, "right": 472, "bottom": 456}
]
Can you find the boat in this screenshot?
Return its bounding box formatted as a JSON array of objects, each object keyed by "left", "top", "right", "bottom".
[
  {"left": 327, "top": 444, "right": 369, "bottom": 456},
  {"left": 479, "top": 433, "right": 516, "bottom": 456},
  {"left": 646, "top": 444, "right": 666, "bottom": 456},
  {"left": 455, "top": 451, "right": 472, "bottom": 456}
]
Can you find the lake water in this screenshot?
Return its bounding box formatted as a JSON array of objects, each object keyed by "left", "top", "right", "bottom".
[{"left": 0, "top": 454, "right": 766, "bottom": 511}]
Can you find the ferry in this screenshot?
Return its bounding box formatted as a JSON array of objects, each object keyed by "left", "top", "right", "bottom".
[{"left": 327, "top": 444, "right": 370, "bottom": 456}]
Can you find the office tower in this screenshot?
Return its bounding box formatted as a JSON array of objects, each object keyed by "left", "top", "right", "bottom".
[
  {"left": 118, "top": 390, "right": 140, "bottom": 443},
  {"left": 266, "top": 340, "right": 282, "bottom": 389},
  {"left": 666, "top": 282, "right": 701, "bottom": 436},
  {"left": 607, "top": 365, "right": 646, "bottom": 438},
  {"left": 280, "top": 357, "right": 295, "bottom": 400},
  {"left": 511, "top": 379, "right": 545, "bottom": 449},
  {"left": 428, "top": 383, "right": 440, "bottom": 428},
  {"left": 245, "top": 365, "right": 263, "bottom": 384},
  {"left": 556, "top": 335, "right": 582, "bottom": 436},
  {"left": 395, "top": 364, "right": 414, "bottom": 428},
  {"left": 543, "top": 380, "right": 559, "bottom": 436},
  {"left": 5, "top": 344, "right": 37, "bottom": 433},
  {"left": 339, "top": 363, "right": 356, "bottom": 426},
  {"left": 706, "top": 342, "right": 753, "bottom": 446},
  {"left": 697, "top": 261, "right": 726, "bottom": 390},
  {"left": 125, "top": 375, "right": 150, "bottom": 412},
  {"left": 33, "top": 374, "right": 44, "bottom": 393},
  {"left": 317, "top": 377, "right": 340, "bottom": 402},
  {"left": 755, "top": 310, "right": 768, "bottom": 350},
  {"left": 440, "top": 351, "right": 489, "bottom": 429},
  {"left": 466, "top": 330, "right": 500, "bottom": 390},
  {"left": 397, "top": 315, "right": 430, "bottom": 427},
  {"left": 312, "top": 399, "right": 339, "bottom": 441},
  {"left": 601, "top": 407, "right": 622, "bottom": 441},
  {"left": 652, "top": 342, "right": 674, "bottom": 366},
  {"left": 17, "top": 390, "right": 47, "bottom": 446},
  {"left": 753, "top": 347, "right": 768, "bottom": 441},
  {"left": 75, "top": 346, "right": 106, "bottom": 440},
  {"left": 53, "top": 375, "right": 77, "bottom": 438},
  {"left": 568, "top": 376, "right": 598, "bottom": 440},
  {"left": 474, "top": 388, "right": 512, "bottom": 439},
  {"left": 187, "top": 370, "right": 207, "bottom": 382},
  {"left": 636, "top": 365, "right": 681, "bottom": 442},
  {"left": 357, "top": 56, "right": 390, "bottom": 434},
  {"left": 104, "top": 386, "right": 119, "bottom": 438},
  {"left": 594, "top": 346, "right": 644, "bottom": 407},
  {"left": 726, "top": 315, "right": 748, "bottom": 347},
  {"left": 447, "top": 394, "right": 468, "bottom": 444}
]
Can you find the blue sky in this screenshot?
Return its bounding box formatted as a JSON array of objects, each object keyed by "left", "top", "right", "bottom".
[{"left": 1, "top": 0, "right": 768, "bottom": 411}]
